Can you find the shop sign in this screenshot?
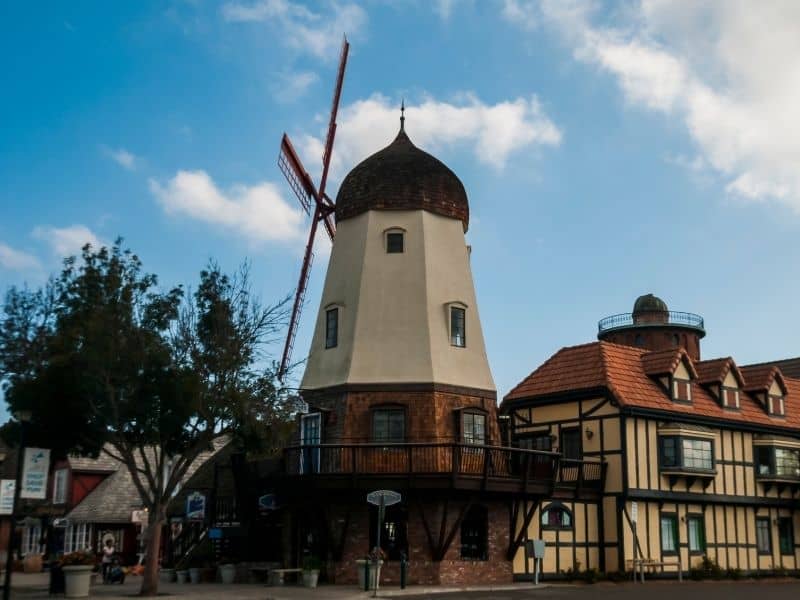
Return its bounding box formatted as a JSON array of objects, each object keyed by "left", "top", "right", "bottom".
[
  {"left": 20, "top": 448, "right": 50, "bottom": 499},
  {"left": 186, "top": 491, "right": 206, "bottom": 521},
  {"left": 0, "top": 480, "right": 15, "bottom": 515}
]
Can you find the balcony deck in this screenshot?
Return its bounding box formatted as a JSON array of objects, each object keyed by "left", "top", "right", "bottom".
[
  {"left": 598, "top": 311, "right": 705, "bottom": 335},
  {"left": 281, "top": 443, "right": 606, "bottom": 499}
]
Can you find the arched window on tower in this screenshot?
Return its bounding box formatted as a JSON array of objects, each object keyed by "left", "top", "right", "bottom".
[
  {"left": 634, "top": 334, "right": 644, "bottom": 347},
  {"left": 448, "top": 303, "right": 467, "bottom": 347},
  {"left": 384, "top": 227, "right": 405, "bottom": 253}
]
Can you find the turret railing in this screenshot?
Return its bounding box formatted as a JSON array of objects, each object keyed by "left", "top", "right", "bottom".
[{"left": 598, "top": 311, "right": 705, "bottom": 335}]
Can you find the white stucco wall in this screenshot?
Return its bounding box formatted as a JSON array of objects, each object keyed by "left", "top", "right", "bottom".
[{"left": 301, "top": 209, "right": 495, "bottom": 392}]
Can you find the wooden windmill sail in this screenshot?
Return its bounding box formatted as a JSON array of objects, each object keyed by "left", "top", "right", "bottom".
[{"left": 277, "top": 36, "right": 350, "bottom": 382}]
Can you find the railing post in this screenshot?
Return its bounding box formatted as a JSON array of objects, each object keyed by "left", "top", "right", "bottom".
[{"left": 481, "top": 446, "right": 490, "bottom": 490}]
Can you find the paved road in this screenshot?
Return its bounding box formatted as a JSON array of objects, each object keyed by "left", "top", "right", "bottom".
[{"left": 399, "top": 581, "right": 800, "bottom": 600}]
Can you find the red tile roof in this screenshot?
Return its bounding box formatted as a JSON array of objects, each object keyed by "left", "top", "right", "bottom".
[
  {"left": 743, "top": 357, "right": 800, "bottom": 379},
  {"left": 641, "top": 348, "right": 697, "bottom": 378},
  {"left": 694, "top": 357, "right": 745, "bottom": 387},
  {"left": 503, "top": 341, "right": 800, "bottom": 431}
]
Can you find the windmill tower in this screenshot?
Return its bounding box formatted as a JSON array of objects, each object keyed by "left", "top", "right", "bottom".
[
  {"left": 275, "top": 46, "right": 544, "bottom": 588},
  {"left": 298, "top": 106, "right": 497, "bottom": 445}
]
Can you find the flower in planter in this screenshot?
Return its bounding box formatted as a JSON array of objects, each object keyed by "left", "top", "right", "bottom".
[
  {"left": 368, "top": 547, "right": 386, "bottom": 562},
  {"left": 60, "top": 551, "right": 97, "bottom": 567},
  {"left": 302, "top": 555, "right": 322, "bottom": 572}
]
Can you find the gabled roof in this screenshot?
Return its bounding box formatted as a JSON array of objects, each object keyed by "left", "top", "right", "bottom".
[
  {"left": 641, "top": 348, "right": 697, "bottom": 378},
  {"left": 66, "top": 438, "right": 230, "bottom": 524},
  {"left": 740, "top": 364, "right": 788, "bottom": 395},
  {"left": 67, "top": 453, "right": 119, "bottom": 473},
  {"left": 694, "top": 357, "right": 745, "bottom": 387},
  {"left": 742, "top": 357, "right": 800, "bottom": 380},
  {"left": 502, "top": 341, "right": 800, "bottom": 430}
]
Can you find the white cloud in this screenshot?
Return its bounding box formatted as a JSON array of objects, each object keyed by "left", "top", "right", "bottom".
[
  {"left": 0, "top": 243, "right": 41, "bottom": 272},
  {"left": 516, "top": 0, "right": 800, "bottom": 211},
  {"left": 501, "top": 0, "right": 538, "bottom": 30},
  {"left": 221, "top": 0, "right": 366, "bottom": 60},
  {"left": 149, "top": 170, "right": 306, "bottom": 244},
  {"left": 298, "top": 93, "right": 562, "bottom": 180},
  {"left": 32, "top": 225, "right": 105, "bottom": 258},
  {"left": 271, "top": 70, "right": 319, "bottom": 103},
  {"left": 103, "top": 146, "right": 138, "bottom": 170}
]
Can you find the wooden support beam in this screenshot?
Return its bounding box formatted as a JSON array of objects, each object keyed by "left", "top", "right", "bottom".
[
  {"left": 506, "top": 499, "right": 539, "bottom": 561},
  {"left": 415, "top": 497, "right": 438, "bottom": 560},
  {"left": 438, "top": 499, "right": 474, "bottom": 561}
]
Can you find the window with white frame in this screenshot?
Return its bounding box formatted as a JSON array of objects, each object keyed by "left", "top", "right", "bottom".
[
  {"left": 768, "top": 394, "right": 785, "bottom": 416},
  {"left": 450, "top": 305, "right": 466, "bottom": 347},
  {"left": 462, "top": 412, "right": 486, "bottom": 446},
  {"left": 721, "top": 386, "right": 740, "bottom": 409},
  {"left": 64, "top": 523, "right": 93, "bottom": 553},
  {"left": 53, "top": 469, "right": 68, "bottom": 504},
  {"left": 672, "top": 378, "right": 692, "bottom": 402},
  {"left": 21, "top": 525, "right": 43, "bottom": 556}
]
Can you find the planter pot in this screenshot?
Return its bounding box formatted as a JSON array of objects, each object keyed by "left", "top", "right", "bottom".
[
  {"left": 219, "top": 563, "right": 236, "bottom": 584},
  {"left": 176, "top": 569, "right": 188, "bottom": 584},
  {"left": 188, "top": 567, "right": 201, "bottom": 583},
  {"left": 302, "top": 569, "right": 319, "bottom": 588},
  {"left": 23, "top": 555, "right": 43, "bottom": 573},
  {"left": 159, "top": 568, "right": 176, "bottom": 583},
  {"left": 356, "top": 559, "right": 383, "bottom": 590},
  {"left": 63, "top": 565, "right": 93, "bottom": 598}
]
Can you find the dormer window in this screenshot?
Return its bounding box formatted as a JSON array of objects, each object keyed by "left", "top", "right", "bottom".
[
  {"left": 768, "top": 394, "right": 785, "bottom": 416},
  {"left": 385, "top": 228, "right": 405, "bottom": 253},
  {"left": 721, "top": 386, "right": 740, "bottom": 409},
  {"left": 672, "top": 378, "right": 691, "bottom": 402}
]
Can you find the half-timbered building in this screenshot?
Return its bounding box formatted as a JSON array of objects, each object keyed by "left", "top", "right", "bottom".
[{"left": 501, "top": 294, "right": 800, "bottom": 578}]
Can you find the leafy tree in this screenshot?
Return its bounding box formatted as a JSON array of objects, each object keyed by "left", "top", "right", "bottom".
[{"left": 0, "top": 241, "right": 292, "bottom": 595}]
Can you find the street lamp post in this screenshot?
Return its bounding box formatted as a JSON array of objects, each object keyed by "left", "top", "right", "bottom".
[{"left": 3, "top": 412, "right": 31, "bottom": 600}]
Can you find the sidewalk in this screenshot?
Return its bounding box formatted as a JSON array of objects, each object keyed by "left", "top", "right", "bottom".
[{"left": 7, "top": 572, "right": 554, "bottom": 599}]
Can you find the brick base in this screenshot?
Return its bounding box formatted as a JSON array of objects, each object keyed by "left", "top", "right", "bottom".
[{"left": 327, "top": 499, "right": 512, "bottom": 586}]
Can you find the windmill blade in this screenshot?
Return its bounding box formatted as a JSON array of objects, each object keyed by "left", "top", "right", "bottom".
[
  {"left": 317, "top": 36, "right": 350, "bottom": 200},
  {"left": 278, "top": 210, "right": 321, "bottom": 382},
  {"left": 278, "top": 134, "right": 317, "bottom": 216}
]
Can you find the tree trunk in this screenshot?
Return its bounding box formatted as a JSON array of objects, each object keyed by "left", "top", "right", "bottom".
[{"left": 140, "top": 509, "right": 164, "bottom": 596}]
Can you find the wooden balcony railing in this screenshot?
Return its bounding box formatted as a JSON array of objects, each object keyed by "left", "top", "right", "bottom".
[{"left": 282, "top": 443, "right": 606, "bottom": 496}]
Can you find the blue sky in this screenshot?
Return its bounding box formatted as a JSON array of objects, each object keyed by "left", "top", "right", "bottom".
[{"left": 2, "top": 1, "right": 800, "bottom": 418}]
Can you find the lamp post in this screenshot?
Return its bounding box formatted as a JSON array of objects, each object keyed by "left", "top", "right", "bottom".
[{"left": 3, "top": 411, "right": 31, "bottom": 600}]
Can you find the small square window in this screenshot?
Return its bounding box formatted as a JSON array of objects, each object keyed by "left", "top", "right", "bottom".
[
  {"left": 325, "top": 308, "right": 338, "bottom": 349},
  {"left": 462, "top": 413, "right": 486, "bottom": 446},
  {"left": 450, "top": 306, "right": 466, "bottom": 347},
  {"left": 386, "top": 232, "right": 404, "bottom": 253}
]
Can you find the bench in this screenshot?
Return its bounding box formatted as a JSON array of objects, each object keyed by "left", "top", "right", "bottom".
[
  {"left": 269, "top": 568, "right": 303, "bottom": 586},
  {"left": 627, "top": 557, "right": 682, "bottom": 582}
]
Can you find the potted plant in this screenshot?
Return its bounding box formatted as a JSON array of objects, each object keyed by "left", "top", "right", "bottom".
[
  {"left": 188, "top": 556, "right": 203, "bottom": 584},
  {"left": 367, "top": 547, "right": 386, "bottom": 591},
  {"left": 61, "top": 550, "right": 96, "bottom": 598},
  {"left": 302, "top": 555, "right": 321, "bottom": 588},
  {"left": 218, "top": 557, "right": 236, "bottom": 584},
  {"left": 160, "top": 559, "right": 176, "bottom": 583}
]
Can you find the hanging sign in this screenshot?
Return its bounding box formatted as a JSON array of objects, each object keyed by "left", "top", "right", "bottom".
[
  {"left": 20, "top": 448, "right": 50, "bottom": 499},
  {"left": 186, "top": 491, "right": 206, "bottom": 521},
  {"left": 0, "top": 480, "right": 15, "bottom": 515},
  {"left": 131, "top": 509, "right": 148, "bottom": 524}
]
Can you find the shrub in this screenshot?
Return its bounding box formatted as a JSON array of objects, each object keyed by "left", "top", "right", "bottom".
[
  {"left": 583, "top": 568, "right": 600, "bottom": 584},
  {"left": 726, "top": 567, "right": 742, "bottom": 580}
]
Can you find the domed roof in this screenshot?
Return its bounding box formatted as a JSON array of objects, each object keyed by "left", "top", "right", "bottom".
[
  {"left": 633, "top": 293, "right": 668, "bottom": 314},
  {"left": 335, "top": 128, "right": 469, "bottom": 231}
]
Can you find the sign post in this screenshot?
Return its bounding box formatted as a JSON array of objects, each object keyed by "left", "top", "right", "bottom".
[{"left": 366, "top": 490, "right": 401, "bottom": 597}]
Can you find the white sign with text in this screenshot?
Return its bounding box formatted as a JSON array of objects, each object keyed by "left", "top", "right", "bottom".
[{"left": 20, "top": 448, "right": 50, "bottom": 499}]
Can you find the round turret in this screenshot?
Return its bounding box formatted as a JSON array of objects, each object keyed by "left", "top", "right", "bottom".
[
  {"left": 598, "top": 294, "right": 705, "bottom": 359},
  {"left": 335, "top": 128, "right": 470, "bottom": 231}
]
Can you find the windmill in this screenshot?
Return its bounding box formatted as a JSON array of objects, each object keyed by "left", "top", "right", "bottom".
[{"left": 277, "top": 36, "right": 349, "bottom": 382}]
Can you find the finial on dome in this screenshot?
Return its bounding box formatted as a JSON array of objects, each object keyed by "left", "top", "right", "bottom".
[{"left": 400, "top": 99, "right": 405, "bottom": 131}]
